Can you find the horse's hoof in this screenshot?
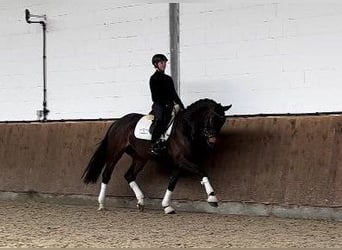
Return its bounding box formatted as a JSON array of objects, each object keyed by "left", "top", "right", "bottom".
[
  {"left": 164, "top": 206, "right": 176, "bottom": 214},
  {"left": 208, "top": 202, "right": 218, "bottom": 207},
  {"left": 207, "top": 195, "right": 218, "bottom": 205},
  {"left": 137, "top": 203, "right": 144, "bottom": 212},
  {"left": 98, "top": 206, "right": 105, "bottom": 211}
]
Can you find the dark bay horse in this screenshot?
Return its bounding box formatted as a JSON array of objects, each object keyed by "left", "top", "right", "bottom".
[{"left": 82, "top": 98, "right": 231, "bottom": 214}]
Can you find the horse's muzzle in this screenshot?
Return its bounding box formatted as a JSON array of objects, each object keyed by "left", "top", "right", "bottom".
[
  {"left": 207, "top": 136, "right": 217, "bottom": 149},
  {"left": 208, "top": 136, "right": 217, "bottom": 144}
]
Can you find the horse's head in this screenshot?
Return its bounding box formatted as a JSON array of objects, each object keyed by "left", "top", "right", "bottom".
[
  {"left": 184, "top": 99, "right": 232, "bottom": 150},
  {"left": 202, "top": 103, "right": 232, "bottom": 149}
]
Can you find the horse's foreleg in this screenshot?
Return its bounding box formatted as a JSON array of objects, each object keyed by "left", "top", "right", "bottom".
[
  {"left": 201, "top": 177, "right": 218, "bottom": 207},
  {"left": 124, "top": 158, "right": 147, "bottom": 211},
  {"left": 162, "top": 168, "right": 181, "bottom": 214},
  {"left": 179, "top": 160, "right": 218, "bottom": 207}
]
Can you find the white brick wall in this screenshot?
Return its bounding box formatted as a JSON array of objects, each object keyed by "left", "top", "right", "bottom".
[
  {"left": 1, "top": 1, "right": 342, "bottom": 121},
  {"left": 0, "top": 1, "right": 169, "bottom": 121},
  {"left": 180, "top": 1, "right": 342, "bottom": 115}
]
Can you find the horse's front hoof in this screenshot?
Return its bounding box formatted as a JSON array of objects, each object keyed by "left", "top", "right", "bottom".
[
  {"left": 208, "top": 201, "right": 218, "bottom": 207},
  {"left": 137, "top": 203, "right": 144, "bottom": 212},
  {"left": 207, "top": 195, "right": 218, "bottom": 206},
  {"left": 164, "top": 206, "right": 176, "bottom": 214}
]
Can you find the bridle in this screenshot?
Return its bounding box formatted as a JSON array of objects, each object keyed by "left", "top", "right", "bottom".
[{"left": 201, "top": 111, "right": 225, "bottom": 146}]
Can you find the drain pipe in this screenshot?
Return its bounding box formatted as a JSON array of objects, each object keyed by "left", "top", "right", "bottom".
[{"left": 25, "top": 9, "right": 49, "bottom": 121}]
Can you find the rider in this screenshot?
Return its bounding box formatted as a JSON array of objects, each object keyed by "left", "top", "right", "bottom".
[{"left": 149, "top": 54, "right": 185, "bottom": 156}]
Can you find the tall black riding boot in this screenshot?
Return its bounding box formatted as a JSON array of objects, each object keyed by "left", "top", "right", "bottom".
[{"left": 149, "top": 123, "right": 164, "bottom": 156}]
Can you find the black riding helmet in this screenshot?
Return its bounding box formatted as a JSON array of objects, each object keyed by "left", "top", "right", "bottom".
[{"left": 152, "top": 54, "right": 168, "bottom": 66}]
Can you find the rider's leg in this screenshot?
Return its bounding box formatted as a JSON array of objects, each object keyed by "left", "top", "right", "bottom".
[{"left": 150, "top": 103, "right": 166, "bottom": 155}]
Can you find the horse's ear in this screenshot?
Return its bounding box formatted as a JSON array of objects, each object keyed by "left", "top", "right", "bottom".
[{"left": 223, "top": 104, "right": 232, "bottom": 111}]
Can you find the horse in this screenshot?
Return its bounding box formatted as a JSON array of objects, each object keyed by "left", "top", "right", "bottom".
[{"left": 82, "top": 98, "right": 232, "bottom": 214}]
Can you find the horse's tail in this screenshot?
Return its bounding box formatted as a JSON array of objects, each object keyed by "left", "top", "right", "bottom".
[{"left": 82, "top": 135, "right": 108, "bottom": 184}]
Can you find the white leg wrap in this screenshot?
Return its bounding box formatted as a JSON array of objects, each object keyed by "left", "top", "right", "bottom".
[
  {"left": 201, "top": 177, "right": 218, "bottom": 203},
  {"left": 98, "top": 183, "right": 107, "bottom": 210},
  {"left": 162, "top": 189, "right": 173, "bottom": 207},
  {"left": 129, "top": 181, "right": 144, "bottom": 205},
  {"left": 201, "top": 177, "right": 214, "bottom": 195},
  {"left": 164, "top": 205, "right": 175, "bottom": 214}
]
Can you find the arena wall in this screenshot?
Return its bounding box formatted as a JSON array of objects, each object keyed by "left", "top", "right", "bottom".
[{"left": 1, "top": 116, "right": 342, "bottom": 219}]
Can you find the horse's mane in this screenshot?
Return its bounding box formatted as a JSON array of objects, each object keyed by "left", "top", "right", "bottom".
[
  {"left": 177, "top": 98, "right": 221, "bottom": 140},
  {"left": 183, "top": 98, "right": 218, "bottom": 120}
]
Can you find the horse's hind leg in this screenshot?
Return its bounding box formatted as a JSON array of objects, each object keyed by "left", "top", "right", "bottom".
[
  {"left": 124, "top": 157, "right": 147, "bottom": 211},
  {"left": 98, "top": 150, "right": 125, "bottom": 211},
  {"left": 162, "top": 168, "right": 181, "bottom": 214}
]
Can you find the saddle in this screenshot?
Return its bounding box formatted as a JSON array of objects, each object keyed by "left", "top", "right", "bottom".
[{"left": 134, "top": 104, "right": 180, "bottom": 141}]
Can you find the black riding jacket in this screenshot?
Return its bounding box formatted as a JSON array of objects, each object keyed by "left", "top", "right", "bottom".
[{"left": 149, "top": 70, "right": 184, "bottom": 108}]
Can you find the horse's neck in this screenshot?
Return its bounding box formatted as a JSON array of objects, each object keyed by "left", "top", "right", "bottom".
[
  {"left": 175, "top": 112, "right": 200, "bottom": 139},
  {"left": 183, "top": 109, "right": 205, "bottom": 126},
  {"left": 173, "top": 113, "right": 190, "bottom": 134}
]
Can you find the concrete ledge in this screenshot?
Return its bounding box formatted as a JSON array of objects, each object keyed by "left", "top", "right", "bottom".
[{"left": 1, "top": 191, "right": 341, "bottom": 222}]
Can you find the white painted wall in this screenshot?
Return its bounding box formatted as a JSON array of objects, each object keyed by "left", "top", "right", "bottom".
[
  {"left": 0, "top": 0, "right": 169, "bottom": 121},
  {"left": 1, "top": 1, "right": 342, "bottom": 121},
  {"left": 180, "top": 1, "right": 342, "bottom": 115}
]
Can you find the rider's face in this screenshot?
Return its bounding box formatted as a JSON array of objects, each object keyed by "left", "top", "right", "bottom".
[{"left": 156, "top": 61, "right": 167, "bottom": 72}]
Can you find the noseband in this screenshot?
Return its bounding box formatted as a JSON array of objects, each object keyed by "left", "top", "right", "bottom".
[
  {"left": 202, "top": 111, "right": 225, "bottom": 145},
  {"left": 202, "top": 128, "right": 215, "bottom": 139}
]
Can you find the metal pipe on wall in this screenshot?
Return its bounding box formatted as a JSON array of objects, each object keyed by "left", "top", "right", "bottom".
[{"left": 25, "top": 9, "right": 49, "bottom": 121}]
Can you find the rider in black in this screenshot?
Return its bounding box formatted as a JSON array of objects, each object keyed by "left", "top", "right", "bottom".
[{"left": 149, "top": 54, "right": 184, "bottom": 156}]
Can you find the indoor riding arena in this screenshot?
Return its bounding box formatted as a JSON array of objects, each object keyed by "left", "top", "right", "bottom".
[{"left": 1, "top": 1, "right": 342, "bottom": 248}]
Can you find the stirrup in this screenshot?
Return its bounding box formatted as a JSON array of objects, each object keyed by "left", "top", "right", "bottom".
[
  {"left": 149, "top": 141, "right": 165, "bottom": 156},
  {"left": 149, "top": 147, "right": 161, "bottom": 156}
]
